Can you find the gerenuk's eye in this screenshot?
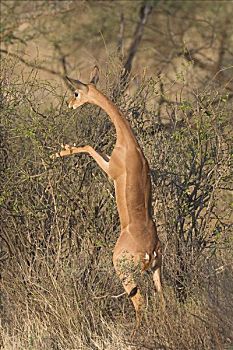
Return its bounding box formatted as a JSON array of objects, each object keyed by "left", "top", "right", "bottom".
[{"left": 74, "top": 92, "right": 79, "bottom": 97}]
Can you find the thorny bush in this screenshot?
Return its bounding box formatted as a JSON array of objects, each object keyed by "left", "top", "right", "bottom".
[{"left": 0, "top": 58, "right": 232, "bottom": 349}]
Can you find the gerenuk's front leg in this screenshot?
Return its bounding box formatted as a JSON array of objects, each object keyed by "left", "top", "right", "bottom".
[{"left": 53, "top": 144, "right": 110, "bottom": 175}]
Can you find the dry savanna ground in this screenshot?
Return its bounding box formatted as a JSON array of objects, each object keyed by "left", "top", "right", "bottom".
[{"left": 0, "top": 1, "right": 233, "bottom": 349}]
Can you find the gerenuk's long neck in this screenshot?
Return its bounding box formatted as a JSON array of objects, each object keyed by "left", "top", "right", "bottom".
[{"left": 91, "top": 88, "right": 139, "bottom": 145}]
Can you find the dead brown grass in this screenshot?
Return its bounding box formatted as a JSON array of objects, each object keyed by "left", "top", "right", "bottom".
[
  {"left": 0, "top": 57, "right": 232, "bottom": 350},
  {"left": 1, "top": 250, "right": 232, "bottom": 349}
]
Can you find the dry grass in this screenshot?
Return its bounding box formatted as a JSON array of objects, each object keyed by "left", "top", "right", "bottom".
[
  {"left": 1, "top": 58, "right": 232, "bottom": 349},
  {"left": 1, "top": 248, "right": 233, "bottom": 349}
]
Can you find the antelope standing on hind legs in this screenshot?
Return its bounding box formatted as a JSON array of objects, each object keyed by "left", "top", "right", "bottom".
[{"left": 54, "top": 66, "right": 164, "bottom": 328}]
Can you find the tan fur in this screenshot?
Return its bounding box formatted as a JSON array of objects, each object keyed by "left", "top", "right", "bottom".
[{"left": 54, "top": 67, "right": 164, "bottom": 329}]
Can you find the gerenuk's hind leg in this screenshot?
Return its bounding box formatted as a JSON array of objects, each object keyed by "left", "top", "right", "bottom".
[
  {"left": 152, "top": 265, "right": 165, "bottom": 308},
  {"left": 122, "top": 276, "right": 144, "bottom": 329},
  {"left": 113, "top": 254, "right": 144, "bottom": 331}
]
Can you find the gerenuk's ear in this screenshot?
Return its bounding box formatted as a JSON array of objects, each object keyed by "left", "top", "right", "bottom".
[
  {"left": 90, "top": 66, "right": 99, "bottom": 85},
  {"left": 66, "top": 76, "right": 89, "bottom": 93}
]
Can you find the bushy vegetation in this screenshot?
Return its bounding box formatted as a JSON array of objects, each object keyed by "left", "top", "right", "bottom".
[{"left": 0, "top": 1, "right": 232, "bottom": 349}]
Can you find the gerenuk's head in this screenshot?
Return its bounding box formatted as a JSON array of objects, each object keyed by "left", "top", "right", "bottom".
[{"left": 66, "top": 66, "right": 99, "bottom": 109}]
